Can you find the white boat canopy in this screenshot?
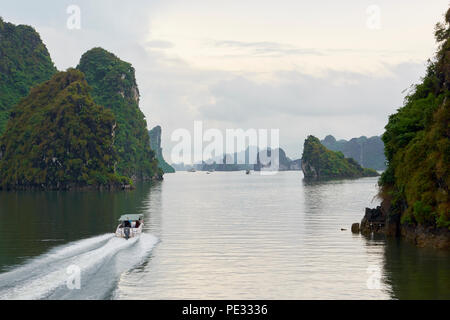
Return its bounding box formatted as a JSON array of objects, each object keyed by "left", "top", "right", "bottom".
[{"left": 118, "top": 214, "right": 143, "bottom": 222}]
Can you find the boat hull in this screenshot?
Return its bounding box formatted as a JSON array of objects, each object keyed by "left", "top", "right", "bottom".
[{"left": 115, "top": 224, "right": 143, "bottom": 239}]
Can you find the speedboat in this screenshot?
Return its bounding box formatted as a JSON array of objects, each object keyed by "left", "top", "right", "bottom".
[{"left": 115, "top": 214, "right": 144, "bottom": 240}]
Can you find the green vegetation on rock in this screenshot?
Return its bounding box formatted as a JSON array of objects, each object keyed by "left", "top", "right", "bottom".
[
  {"left": 301, "top": 135, "right": 379, "bottom": 180},
  {"left": 0, "top": 17, "right": 57, "bottom": 134},
  {"left": 0, "top": 69, "right": 131, "bottom": 190},
  {"left": 77, "top": 48, "right": 162, "bottom": 180},
  {"left": 379, "top": 9, "right": 450, "bottom": 229},
  {"left": 149, "top": 126, "right": 175, "bottom": 173}
]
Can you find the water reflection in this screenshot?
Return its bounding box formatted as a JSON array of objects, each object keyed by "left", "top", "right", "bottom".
[
  {"left": 117, "top": 173, "right": 394, "bottom": 299},
  {"left": 383, "top": 238, "right": 450, "bottom": 299},
  {"left": 0, "top": 182, "right": 155, "bottom": 271},
  {"left": 1, "top": 172, "right": 449, "bottom": 299}
]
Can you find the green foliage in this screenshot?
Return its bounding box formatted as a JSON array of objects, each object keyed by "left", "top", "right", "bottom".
[
  {"left": 77, "top": 48, "right": 162, "bottom": 180},
  {"left": 149, "top": 126, "right": 175, "bottom": 173},
  {"left": 0, "top": 18, "right": 57, "bottom": 134},
  {"left": 301, "top": 135, "right": 379, "bottom": 180},
  {"left": 0, "top": 69, "right": 130, "bottom": 190},
  {"left": 380, "top": 9, "right": 450, "bottom": 229}
]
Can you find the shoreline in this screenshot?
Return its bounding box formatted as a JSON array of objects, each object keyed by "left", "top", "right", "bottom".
[
  {"left": 355, "top": 205, "right": 450, "bottom": 250},
  {"left": 0, "top": 175, "right": 163, "bottom": 192}
]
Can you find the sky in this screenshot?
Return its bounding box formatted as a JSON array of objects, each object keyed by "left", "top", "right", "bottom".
[{"left": 1, "top": 0, "right": 449, "bottom": 161}]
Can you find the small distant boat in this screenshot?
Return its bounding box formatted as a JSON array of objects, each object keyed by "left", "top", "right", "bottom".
[{"left": 115, "top": 214, "right": 144, "bottom": 240}]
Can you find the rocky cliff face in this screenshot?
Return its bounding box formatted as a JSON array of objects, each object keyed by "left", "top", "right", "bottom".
[
  {"left": 149, "top": 126, "right": 175, "bottom": 173},
  {"left": 0, "top": 18, "right": 57, "bottom": 134},
  {"left": 359, "top": 203, "right": 449, "bottom": 249},
  {"left": 77, "top": 48, "right": 162, "bottom": 181},
  {"left": 301, "top": 159, "right": 318, "bottom": 180},
  {"left": 301, "top": 135, "right": 379, "bottom": 180},
  {"left": 321, "top": 135, "right": 386, "bottom": 170}
]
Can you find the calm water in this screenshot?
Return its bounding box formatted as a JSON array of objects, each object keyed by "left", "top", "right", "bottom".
[{"left": 0, "top": 172, "right": 449, "bottom": 299}]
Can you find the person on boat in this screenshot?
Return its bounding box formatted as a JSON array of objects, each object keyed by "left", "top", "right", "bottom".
[{"left": 123, "top": 220, "right": 131, "bottom": 228}]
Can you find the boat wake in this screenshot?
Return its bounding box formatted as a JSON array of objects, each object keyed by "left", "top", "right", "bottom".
[{"left": 0, "top": 233, "right": 158, "bottom": 300}]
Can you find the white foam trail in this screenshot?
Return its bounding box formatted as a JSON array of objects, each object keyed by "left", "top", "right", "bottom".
[
  {"left": 0, "top": 234, "right": 113, "bottom": 286},
  {"left": 0, "top": 233, "right": 158, "bottom": 300}
]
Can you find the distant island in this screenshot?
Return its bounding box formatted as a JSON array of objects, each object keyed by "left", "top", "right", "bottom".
[
  {"left": 301, "top": 135, "right": 379, "bottom": 181},
  {"left": 254, "top": 148, "right": 301, "bottom": 171},
  {"left": 0, "top": 20, "right": 162, "bottom": 190},
  {"left": 321, "top": 135, "right": 386, "bottom": 170},
  {"left": 358, "top": 8, "right": 450, "bottom": 249},
  {"left": 149, "top": 126, "right": 175, "bottom": 173},
  {"left": 175, "top": 147, "right": 301, "bottom": 172}
]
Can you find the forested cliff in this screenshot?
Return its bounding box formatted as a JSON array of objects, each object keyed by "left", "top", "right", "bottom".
[
  {"left": 0, "top": 18, "right": 56, "bottom": 134},
  {"left": 77, "top": 48, "right": 162, "bottom": 181},
  {"left": 0, "top": 69, "right": 131, "bottom": 190},
  {"left": 379, "top": 10, "right": 450, "bottom": 231}
]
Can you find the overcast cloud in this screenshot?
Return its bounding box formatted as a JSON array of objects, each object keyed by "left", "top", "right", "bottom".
[{"left": 1, "top": 0, "right": 448, "bottom": 161}]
